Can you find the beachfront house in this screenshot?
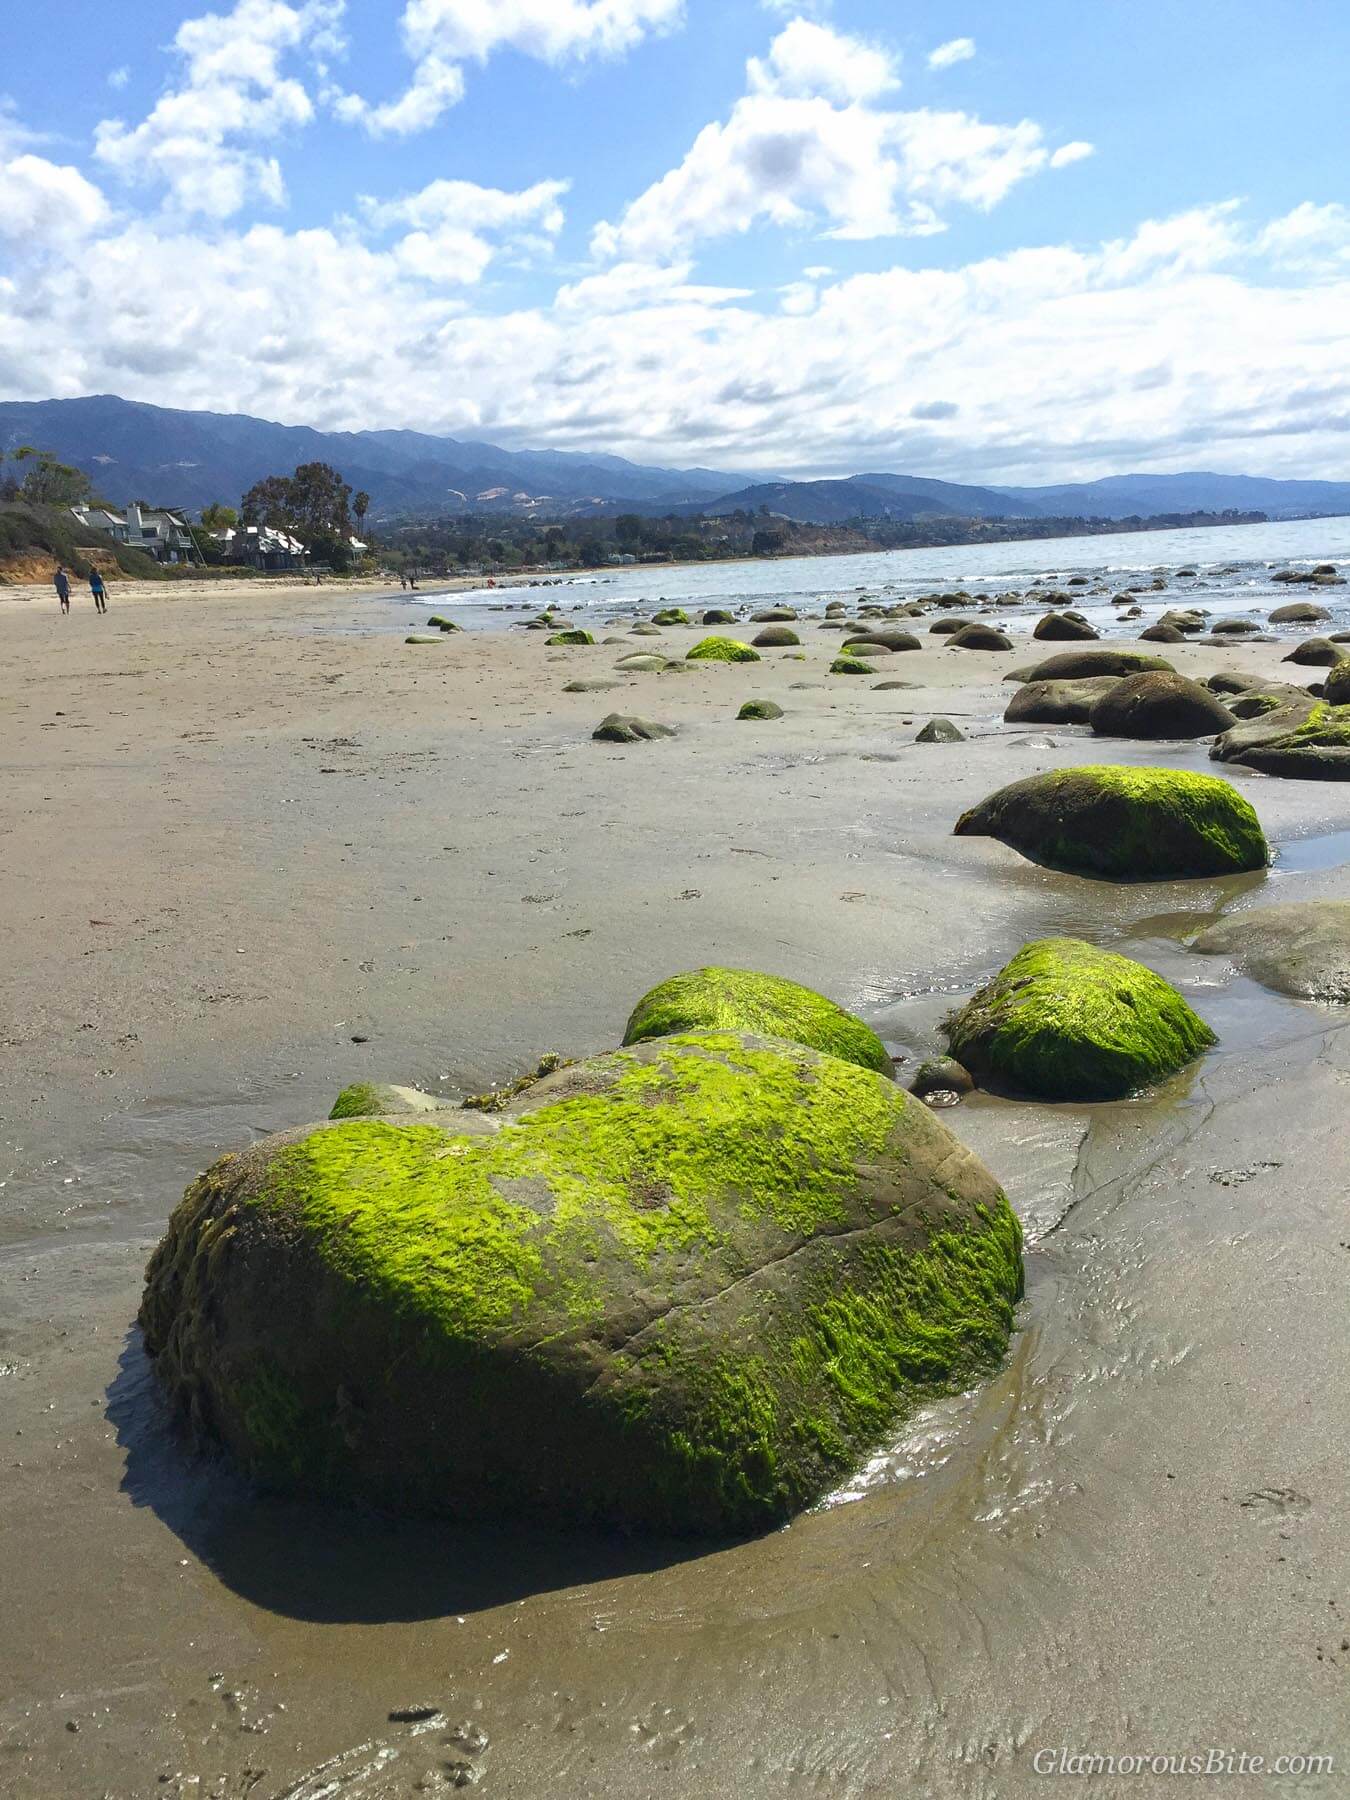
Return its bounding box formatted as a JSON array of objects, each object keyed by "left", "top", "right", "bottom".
[
  {"left": 211, "top": 523, "right": 307, "bottom": 570},
  {"left": 70, "top": 501, "right": 198, "bottom": 564}
]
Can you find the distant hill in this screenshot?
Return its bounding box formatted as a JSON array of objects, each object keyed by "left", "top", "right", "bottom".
[
  {"left": 0, "top": 395, "right": 745, "bottom": 518},
  {"left": 992, "top": 471, "right": 1350, "bottom": 521},
  {"left": 2, "top": 396, "right": 1348, "bottom": 526},
  {"left": 675, "top": 473, "right": 1044, "bottom": 523}
]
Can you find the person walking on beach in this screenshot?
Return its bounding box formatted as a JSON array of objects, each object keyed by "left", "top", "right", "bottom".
[
  {"left": 54, "top": 566, "right": 71, "bottom": 613},
  {"left": 88, "top": 569, "right": 108, "bottom": 614}
]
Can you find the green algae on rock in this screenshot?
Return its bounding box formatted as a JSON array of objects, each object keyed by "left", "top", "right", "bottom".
[
  {"left": 653, "top": 608, "right": 691, "bottom": 626},
  {"left": 138, "top": 1030, "right": 1022, "bottom": 1535},
  {"left": 945, "top": 937, "right": 1216, "bottom": 1100},
  {"left": 623, "top": 967, "right": 893, "bottom": 1075},
  {"left": 829, "top": 654, "right": 873, "bottom": 675},
  {"left": 546, "top": 629, "right": 596, "bottom": 646},
  {"left": 329, "top": 1083, "right": 458, "bottom": 1120},
  {"left": 686, "top": 636, "right": 760, "bottom": 663},
  {"left": 737, "top": 699, "right": 784, "bottom": 721},
  {"left": 1215, "top": 701, "right": 1350, "bottom": 778},
  {"left": 593, "top": 713, "right": 676, "bottom": 744},
  {"left": 954, "top": 765, "right": 1267, "bottom": 881}
]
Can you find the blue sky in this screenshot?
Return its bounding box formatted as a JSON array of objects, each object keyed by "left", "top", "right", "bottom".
[{"left": 2, "top": 0, "right": 1349, "bottom": 480}]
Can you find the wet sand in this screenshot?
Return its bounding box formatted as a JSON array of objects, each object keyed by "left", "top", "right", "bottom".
[{"left": 2, "top": 587, "right": 1347, "bottom": 1796}]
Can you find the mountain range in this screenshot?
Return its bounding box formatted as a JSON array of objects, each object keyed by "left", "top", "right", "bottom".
[{"left": 3, "top": 394, "right": 1350, "bottom": 526}]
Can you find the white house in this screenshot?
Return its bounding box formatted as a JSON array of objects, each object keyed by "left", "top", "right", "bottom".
[
  {"left": 70, "top": 502, "right": 198, "bottom": 564},
  {"left": 212, "top": 523, "right": 307, "bottom": 570}
]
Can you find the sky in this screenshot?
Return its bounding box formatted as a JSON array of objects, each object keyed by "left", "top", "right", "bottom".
[{"left": 2, "top": 0, "right": 1349, "bottom": 483}]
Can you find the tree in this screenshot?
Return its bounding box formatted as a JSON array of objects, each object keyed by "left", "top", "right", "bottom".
[
  {"left": 240, "top": 463, "right": 352, "bottom": 544},
  {"left": 200, "top": 502, "right": 238, "bottom": 530},
  {"left": 614, "top": 513, "right": 643, "bottom": 546},
  {"left": 17, "top": 450, "right": 93, "bottom": 507},
  {"left": 352, "top": 490, "right": 370, "bottom": 535}
]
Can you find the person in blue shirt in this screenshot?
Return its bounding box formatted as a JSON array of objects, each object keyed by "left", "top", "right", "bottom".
[{"left": 89, "top": 569, "right": 108, "bottom": 614}]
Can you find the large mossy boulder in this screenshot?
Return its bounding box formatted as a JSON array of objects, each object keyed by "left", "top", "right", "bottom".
[
  {"left": 1087, "top": 671, "right": 1235, "bottom": 739},
  {"left": 1323, "top": 662, "right": 1350, "bottom": 705},
  {"left": 546, "top": 629, "right": 596, "bottom": 646},
  {"left": 653, "top": 608, "right": 691, "bottom": 626},
  {"left": 139, "top": 1031, "right": 1022, "bottom": 1535},
  {"left": 946, "top": 623, "right": 1011, "bottom": 651},
  {"left": 737, "top": 699, "right": 784, "bottom": 721},
  {"left": 954, "top": 765, "right": 1267, "bottom": 880},
  {"left": 623, "top": 967, "right": 893, "bottom": 1074},
  {"left": 687, "top": 636, "right": 761, "bottom": 663},
  {"left": 1191, "top": 900, "right": 1350, "bottom": 1001},
  {"left": 1282, "top": 637, "right": 1344, "bottom": 667},
  {"left": 830, "top": 654, "right": 873, "bottom": 675},
  {"left": 702, "top": 608, "right": 735, "bottom": 626},
  {"left": 945, "top": 938, "right": 1215, "bottom": 1100}
]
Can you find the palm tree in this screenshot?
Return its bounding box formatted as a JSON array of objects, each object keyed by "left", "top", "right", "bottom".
[{"left": 353, "top": 491, "right": 370, "bottom": 538}]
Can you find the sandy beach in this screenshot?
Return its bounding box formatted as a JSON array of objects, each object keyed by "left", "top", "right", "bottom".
[{"left": 2, "top": 578, "right": 1348, "bottom": 1796}]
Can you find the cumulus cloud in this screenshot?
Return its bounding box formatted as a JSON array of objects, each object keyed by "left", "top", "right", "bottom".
[
  {"left": 361, "top": 176, "right": 569, "bottom": 283},
  {"left": 928, "top": 37, "right": 975, "bottom": 70},
  {"left": 336, "top": 0, "right": 683, "bottom": 136},
  {"left": 4, "top": 181, "right": 1350, "bottom": 483},
  {"left": 0, "top": 153, "right": 110, "bottom": 245},
  {"left": 94, "top": 0, "right": 344, "bottom": 217},
  {"left": 593, "top": 20, "right": 1091, "bottom": 260}
]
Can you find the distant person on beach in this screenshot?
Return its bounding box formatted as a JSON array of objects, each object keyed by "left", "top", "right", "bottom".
[
  {"left": 400, "top": 574, "right": 407, "bottom": 590},
  {"left": 53, "top": 566, "right": 70, "bottom": 613},
  {"left": 88, "top": 570, "right": 108, "bottom": 614}
]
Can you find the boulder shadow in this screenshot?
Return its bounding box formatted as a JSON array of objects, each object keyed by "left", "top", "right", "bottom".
[{"left": 106, "top": 1327, "right": 724, "bottom": 1625}]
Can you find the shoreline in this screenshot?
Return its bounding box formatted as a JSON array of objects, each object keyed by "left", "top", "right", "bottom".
[{"left": 2, "top": 582, "right": 1347, "bottom": 1795}]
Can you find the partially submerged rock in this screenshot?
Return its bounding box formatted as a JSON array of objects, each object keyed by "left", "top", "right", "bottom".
[
  {"left": 945, "top": 937, "right": 1215, "bottom": 1100},
  {"left": 687, "top": 636, "right": 761, "bottom": 663},
  {"left": 1004, "top": 675, "right": 1124, "bottom": 725},
  {"left": 954, "top": 765, "right": 1268, "bottom": 880},
  {"left": 623, "top": 967, "right": 893, "bottom": 1074},
  {"left": 563, "top": 678, "right": 623, "bottom": 693},
  {"left": 1087, "top": 672, "right": 1235, "bottom": 739},
  {"left": 916, "top": 717, "right": 964, "bottom": 742},
  {"left": 592, "top": 714, "right": 676, "bottom": 743},
  {"left": 613, "top": 653, "right": 669, "bottom": 672},
  {"left": 1191, "top": 900, "right": 1350, "bottom": 1001},
  {"left": 908, "top": 1057, "right": 974, "bottom": 1103},
  {"left": 737, "top": 699, "right": 784, "bottom": 721},
  {"left": 1269, "top": 601, "right": 1331, "bottom": 624},
  {"left": 139, "top": 1031, "right": 1021, "bottom": 1533}
]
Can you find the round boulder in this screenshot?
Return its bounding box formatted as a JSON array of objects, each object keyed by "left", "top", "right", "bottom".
[
  {"left": 737, "top": 699, "right": 784, "bottom": 721},
  {"left": 1139, "top": 623, "right": 1186, "bottom": 643},
  {"left": 1034, "top": 612, "right": 1099, "bottom": 641},
  {"left": 702, "top": 609, "right": 735, "bottom": 626},
  {"left": 945, "top": 937, "right": 1215, "bottom": 1101},
  {"left": 139, "top": 1031, "right": 1023, "bottom": 1535},
  {"left": 1087, "top": 672, "right": 1235, "bottom": 739},
  {"left": 687, "top": 636, "right": 761, "bottom": 663},
  {"left": 1014, "top": 649, "right": 1175, "bottom": 683},
  {"left": 752, "top": 625, "right": 801, "bottom": 648},
  {"left": 947, "top": 624, "right": 1012, "bottom": 651},
  {"left": 1282, "top": 638, "right": 1345, "bottom": 667},
  {"left": 1269, "top": 601, "right": 1331, "bottom": 624},
  {"left": 1003, "top": 676, "right": 1124, "bottom": 725},
  {"left": 329, "top": 1083, "right": 457, "bottom": 1120},
  {"left": 954, "top": 765, "right": 1268, "bottom": 880}
]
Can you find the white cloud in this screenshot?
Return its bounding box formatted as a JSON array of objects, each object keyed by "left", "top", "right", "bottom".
[
  {"left": 1050, "top": 140, "right": 1094, "bottom": 169},
  {"left": 362, "top": 176, "right": 569, "bottom": 283},
  {"left": 747, "top": 18, "right": 898, "bottom": 103},
  {"left": 928, "top": 37, "right": 975, "bottom": 71},
  {"left": 593, "top": 22, "right": 1084, "bottom": 260},
  {"left": 108, "top": 66, "right": 131, "bottom": 90},
  {"left": 94, "top": 0, "right": 344, "bottom": 217},
  {"left": 337, "top": 0, "right": 683, "bottom": 136},
  {"left": 0, "top": 153, "right": 110, "bottom": 245},
  {"left": 5, "top": 185, "right": 1350, "bottom": 485}
]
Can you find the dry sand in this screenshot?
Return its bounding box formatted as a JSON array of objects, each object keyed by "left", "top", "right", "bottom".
[{"left": 1, "top": 587, "right": 1347, "bottom": 1796}]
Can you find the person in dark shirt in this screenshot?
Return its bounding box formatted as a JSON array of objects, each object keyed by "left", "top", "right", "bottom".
[
  {"left": 89, "top": 569, "right": 108, "bottom": 614},
  {"left": 54, "top": 566, "right": 70, "bottom": 613}
]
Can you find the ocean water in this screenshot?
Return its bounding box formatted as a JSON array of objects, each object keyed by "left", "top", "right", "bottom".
[{"left": 407, "top": 511, "right": 1350, "bottom": 637}]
